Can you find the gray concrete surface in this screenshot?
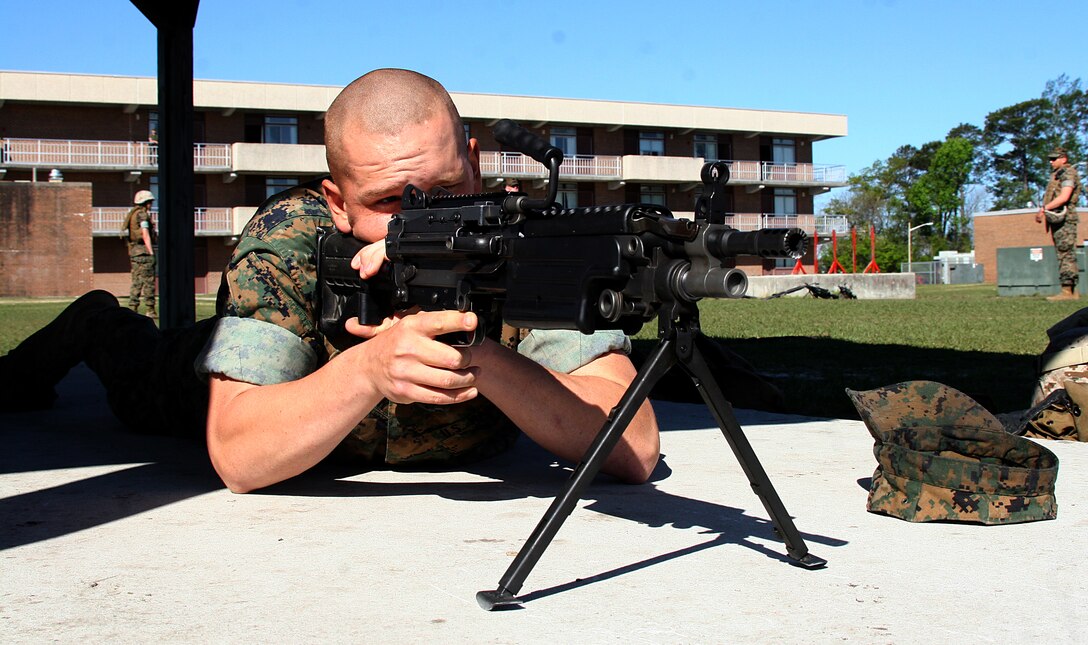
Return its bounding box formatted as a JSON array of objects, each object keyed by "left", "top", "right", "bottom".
[
  {"left": 746, "top": 273, "right": 917, "bottom": 299},
  {"left": 2, "top": 364, "right": 1086, "bottom": 643}
]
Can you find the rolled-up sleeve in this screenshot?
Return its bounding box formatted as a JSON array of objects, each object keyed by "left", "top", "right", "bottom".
[
  {"left": 516, "top": 329, "right": 630, "bottom": 374},
  {"left": 196, "top": 316, "right": 318, "bottom": 385}
]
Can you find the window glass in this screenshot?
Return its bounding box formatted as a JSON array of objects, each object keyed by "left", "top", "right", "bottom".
[
  {"left": 550, "top": 127, "right": 577, "bottom": 156},
  {"left": 773, "top": 188, "right": 797, "bottom": 215},
  {"left": 639, "top": 131, "right": 664, "bottom": 156},
  {"left": 694, "top": 134, "right": 717, "bottom": 161},
  {"left": 772, "top": 138, "right": 796, "bottom": 164},
  {"left": 266, "top": 177, "right": 298, "bottom": 199},
  {"left": 557, "top": 182, "right": 578, "bottom": 208},
  {"left": 640, "top": 184, "right": 666, "bottom": 206},
  {"left": 264, "top": 116, "right": 298, "bottom": 144}
]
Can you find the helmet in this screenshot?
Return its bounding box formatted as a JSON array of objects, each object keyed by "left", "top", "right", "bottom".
[{"left": 134, "top": 190, "right": 155, "bottom": 205}]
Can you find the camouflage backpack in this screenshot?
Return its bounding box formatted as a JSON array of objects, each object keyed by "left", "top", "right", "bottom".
[{"left": 1023, "top": 306, "right": 1088, "bottom": 441}]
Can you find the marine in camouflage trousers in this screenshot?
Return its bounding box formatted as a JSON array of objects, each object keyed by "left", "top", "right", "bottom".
[
  {"left": 1051, "top": 219, "right": 1080, "bottom": 288},
  {"left": 129, "top": 254, "right": 157, "bottom": 309}
]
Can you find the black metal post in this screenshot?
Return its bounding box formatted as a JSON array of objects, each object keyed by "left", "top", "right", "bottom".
[{"left": 131, "top": 0, "right": 200, "bottom": 329}]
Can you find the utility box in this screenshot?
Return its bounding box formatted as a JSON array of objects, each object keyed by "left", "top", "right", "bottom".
[{"left": 997, "top": 246, "right": 1087, "bottom": 296}]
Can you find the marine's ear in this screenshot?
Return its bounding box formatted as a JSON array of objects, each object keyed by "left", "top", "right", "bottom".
[{"left": 322, "top": 178, "right": 351, "bottom": 234}]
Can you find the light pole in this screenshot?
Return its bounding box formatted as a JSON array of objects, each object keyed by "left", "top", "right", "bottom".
[{"left": 907, "top": 222, "right": 933, "bottom": 273}]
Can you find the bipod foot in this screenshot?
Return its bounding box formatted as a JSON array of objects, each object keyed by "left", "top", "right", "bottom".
[
  {"left": 476, "top": 588, "right": 522, "bottom": 611},
  {"left": 789, "top": 552, "right": 828, "bottom": 570}
]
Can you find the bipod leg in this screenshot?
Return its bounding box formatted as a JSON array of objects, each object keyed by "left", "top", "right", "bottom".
[
  {"left": 682, "top": 334, "right": 826, "bottom": 569},
  {"left": 476, "top": 337, "right": 678, "bottom": 610}
]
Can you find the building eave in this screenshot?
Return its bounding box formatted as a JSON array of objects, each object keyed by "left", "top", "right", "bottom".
[{"left": 0, "top": 70, "right": 848, "bottom": 139}]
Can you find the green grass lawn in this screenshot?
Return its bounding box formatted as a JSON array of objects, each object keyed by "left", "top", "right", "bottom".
[{"left": 1, "top": 285, "right": 1079, "bottom": 419}]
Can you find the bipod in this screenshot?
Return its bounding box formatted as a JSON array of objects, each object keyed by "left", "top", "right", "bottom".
[{"left": 476, "top": 308, "right": 826, "bottom": 611}]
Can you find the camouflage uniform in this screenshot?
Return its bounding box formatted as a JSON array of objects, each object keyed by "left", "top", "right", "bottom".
[
  {"left": 199, "top": 180, "right": 630, "bottom": 468},
  {"left": 1043, "top": 162, "right": 1081, "bottom": 288},
  {"left": 846, "top": 381, "right": 1058, "bottom": 525},
  {"left": 125, "top": 202, "right": 157, "bottom": 310}
]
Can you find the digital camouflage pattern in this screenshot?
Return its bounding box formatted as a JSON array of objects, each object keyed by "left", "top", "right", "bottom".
[
  {"left": 125, "top": 203, "right": 157, "bottom": 309},
  {"left": 128, "top": 255, "right": 156, "bottom": 310},
  {"left": 846, "top": 381, "right": 1058, "bottom": 524},
  {"left": 217, "top": 180, "right": 519, "bottom": 466},
  {"left": 1044, "top": 163, "right": 1081, "bottom": 287}
]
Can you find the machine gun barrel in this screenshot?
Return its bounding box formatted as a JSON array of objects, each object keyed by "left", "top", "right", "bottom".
[{"left": 707, "top": 226, "right": 807, "bottom": 260}]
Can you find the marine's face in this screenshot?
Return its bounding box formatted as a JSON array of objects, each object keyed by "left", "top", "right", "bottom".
[
  {"left": 1050, "top": 156, "right": 1067, "bottom": 170},
  {"left": 324, "top": 113, "right": 481, "bottom": 243}
]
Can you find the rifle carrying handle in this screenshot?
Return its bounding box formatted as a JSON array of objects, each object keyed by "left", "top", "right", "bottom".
[{"left": 493, "top": 119, "right": 564, "bottom": 167}]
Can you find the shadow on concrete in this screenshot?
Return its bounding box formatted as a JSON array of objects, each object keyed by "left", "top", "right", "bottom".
[
  {"left": 637, "top": 337, "right": 1037, "bottom": 421},
  {"left": 0, "top": 364, "right": 221, "bottom": 551},
  {"left": 260, "top": 435, "right": 847, "bottom": 599},
  {"left": 2, "top": 364, "right": 844, "bottom": 569}
]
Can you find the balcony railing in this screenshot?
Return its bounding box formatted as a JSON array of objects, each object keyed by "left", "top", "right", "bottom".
[
  {"left": 480, "top": 151, "right": 622, "bottom": 180},
  {"left": 1, "top": 138, "right": 231, "bottom": 171},
  {"left": 718, "top": 160, "right": 846, "bottom": 185},
  {"left": 721, "top": 213, "right": 816, "bottom": 232},
  {"left": 814, "top": 214, "right": 851, "bottom": 236},
  {"left": 92, "top": 207, "right": 234, "bottom": 236},
  {"left": 1, "top": 138, "right": 844, "bottom": 187}
]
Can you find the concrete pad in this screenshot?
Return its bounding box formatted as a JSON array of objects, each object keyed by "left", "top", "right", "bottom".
[
  {"left": 2, "top": 364, "right": 1086, "bottom": 642},
  {"left": 746, "top": 273, "right": 917, "bottom": 299}
]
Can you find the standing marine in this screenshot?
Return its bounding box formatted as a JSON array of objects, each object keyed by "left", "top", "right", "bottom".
[
  {"left": 124, "top": 189, "right": 158, "bottom": 318},
  {"left": 1036, "top": 147, "right": 1082, "bottom": 301}
]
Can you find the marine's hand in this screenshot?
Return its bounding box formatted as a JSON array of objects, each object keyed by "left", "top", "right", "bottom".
[
  {"left": 350, "top": 240, "right": 388, "bottom": 279},
  {"left": 348, "top": 310, "right": 480, "bottom": 405}
]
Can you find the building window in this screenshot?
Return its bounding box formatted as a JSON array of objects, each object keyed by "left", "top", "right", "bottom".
[
  {"left": 264, "top": 116, "right": 298, "bottom": 144},
  {"left": 639, "top": 131, "right": 665, "bottom": 156},
  {"left": 266, "top": 177, "right": 298, "bottom": 199},
  {"left": 773, "top": 188, "right": 797, "bottom": 215},
  {"left": 694, "top": 134, "right": 718, "bottom": 161},
  {"left": 772, "top": 138, "right": 796, "bottom": 164},
  {"left": 148, "top": 111, "right": 159, "bottom": 143},
  {"left": 463, "top": 123, "right": 472, "bottom": 144},
  {"left": 551, "top": 127, "right": 577, "bottom": 156},
  {"left": 149, "top": 174, "right": 159, "bottom": 203},
  {"left": 557, "top": 182, "right": 578, "bottom": 208},
  {"left": 640, "top": 184, "right": 666, "bottom": 206}
]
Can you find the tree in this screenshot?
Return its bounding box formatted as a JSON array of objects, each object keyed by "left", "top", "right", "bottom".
[
  {"left": 981, "top": 98, "right": 1057, "bottom": 210},
  {"left": 904, "top": 137, "right": 975, "bottom": 250},
  {"left": 1042, "top": 74, "right": 1088, "bottom": 161}
]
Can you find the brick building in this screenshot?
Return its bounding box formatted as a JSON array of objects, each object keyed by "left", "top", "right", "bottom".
[
  {"left": 0, "top": 71, "right": 849, "bottom": 296},
  {"left": 972, "top": 208, "right": 1088, "bottom": 283}
]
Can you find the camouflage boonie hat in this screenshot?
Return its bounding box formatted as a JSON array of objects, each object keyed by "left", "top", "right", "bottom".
[
  {"left": 846, "top": 381, "right": 1058, "bottom": 525},
  {"left": 1048, "top": 146, "right": 1070, "bottom": 160}
]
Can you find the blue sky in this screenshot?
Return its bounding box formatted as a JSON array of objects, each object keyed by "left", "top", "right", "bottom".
[{"left": 4, "top": 0, "right": 1084, "bottom": 208}]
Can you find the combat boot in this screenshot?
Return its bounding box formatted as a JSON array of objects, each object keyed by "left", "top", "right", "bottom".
[
  {"left": 145, "top": 303, "right": 158, "bottom": 320},
  {"left": 0, "top": 290, "right": 120, "bottom": 411},
  {"left": 1047, "top": 285, "right": 1079, "bottom": 301}
]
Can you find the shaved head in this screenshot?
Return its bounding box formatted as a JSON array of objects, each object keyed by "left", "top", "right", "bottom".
[{"left": 324, "top": 69, "right": 465, "bottom": 181}]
